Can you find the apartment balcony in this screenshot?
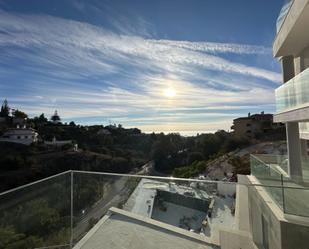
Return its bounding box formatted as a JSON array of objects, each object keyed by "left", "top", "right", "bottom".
[
  {"left": 274, "top": 67, "right": 309, "bottom": 122},
  {"left": 0, "top": 170, "right": 246, "bottom": 249},
  {"left": 250, "top": 154, "right": 309, "bottom": 217},
  {"left": 1, "top": 169, "right": 309, "bottom": 249},
  {"left": 273, "top": 0, "right": 309, "bottom": 57},
  {"left": 276, "top": 0, "right": 293, "bottom": 34}
]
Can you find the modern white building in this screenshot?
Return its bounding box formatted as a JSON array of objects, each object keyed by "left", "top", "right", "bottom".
[
  {"left": 272, "top": 0, "right": 309, "bottom": 181},
  {"left": 0, "top": 126, "right": 38, "bottom": 145},
  {"left": 234, "top": 1, "right": 309, "bottom": 249}
]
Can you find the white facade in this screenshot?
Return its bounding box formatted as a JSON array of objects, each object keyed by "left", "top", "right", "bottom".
[
  {"left": 235, "top": 2, "right": 309, "bottom": 249},
  {"left": 273, "top": 0, "right": 309, "bottom": 182},
  {"left": 0, "top": 127, "right": 38, "bottom": 145}
]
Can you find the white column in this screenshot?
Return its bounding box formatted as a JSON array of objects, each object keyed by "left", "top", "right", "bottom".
[
  {"left": 286, "top": 122, "right": 303, "bottom": 181},
  {"left": 282, "top": 55, "right": 295, "bottom": 82}
]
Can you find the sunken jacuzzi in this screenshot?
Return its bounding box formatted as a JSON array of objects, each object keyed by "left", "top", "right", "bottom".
[{"left": 151, "top": 189, "right": 212, "bottom": 232}]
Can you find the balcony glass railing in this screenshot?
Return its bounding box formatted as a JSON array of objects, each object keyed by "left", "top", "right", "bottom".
[
  {"left": 250, "top": 154, "right": 309, "bottom": 217},
  {"left": 0, "top": 171, "right": 233, "bottom": 249},
  {"left": 276, "top": 67, "right": 309, "bottom": 114},
  {"left": 276, "top": 0, "right": 293, "bottom": 33},
  {"left": 0, "top": 171, "right": 72, "bottom": 249},
  {"left": 1, "top": 170, "right": 309, "bottom": 249},
  {"left": 250, "top": 154, "right": 289, "bottom": 178}
]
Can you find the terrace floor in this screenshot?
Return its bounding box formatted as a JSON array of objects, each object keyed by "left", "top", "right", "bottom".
[{"left": 73, "top": 208, "right": 218, "bottom": 249}]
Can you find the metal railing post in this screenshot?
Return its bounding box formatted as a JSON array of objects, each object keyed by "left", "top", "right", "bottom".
[
  {"left": 281, "top": 174, "right": 286, "bottom": 213},
  {"left": 70, "top": 170, "right": 74, "bottom": 249}
]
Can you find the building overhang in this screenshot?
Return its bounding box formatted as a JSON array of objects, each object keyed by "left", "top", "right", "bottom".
[
  {"left": 273, "top": 0, "right": 309, "bottom": 57},
  {"left": 274, "top": 106, "right": 309, "bottom": 123}
]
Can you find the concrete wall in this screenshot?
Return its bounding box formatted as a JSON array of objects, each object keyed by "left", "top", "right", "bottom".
[
  {"left": 295, "top": 45, "right": 309, "bottom": 74},
  {"left": 236, "top": 175, "right": 251, "bottom": 232},
  {"left": 247, "top": 184, "right": 309, "bottom": 249},
  {"left": 248, "top": 186, "right": 282, "bottom": 249},
  {"left": 0, "top": 138, "right": 34, "bottom": 145},
  {"left": 219, "top": 229, "right": 257, "bottom": 249},
  {"left": 281, "top": 220, "right": 309, "bottom": 249}
]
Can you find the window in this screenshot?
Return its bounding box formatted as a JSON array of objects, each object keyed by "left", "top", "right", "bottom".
[
  {"left": 25, "top": 136, "right": 28, "bottom": 139},
  {"left": 17, "top": 136, "right": 21, "bottom": 139}
]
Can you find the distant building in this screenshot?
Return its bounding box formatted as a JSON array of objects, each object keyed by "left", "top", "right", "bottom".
[
  {"left": 0, "top": 126, "right": 38, "bottom": 145},
  {"left": 44, "top": 136, "right": 72, "bottom": 147},
  {"left": 231, "top": 112, "right": 284, "bottom": 139},
  {"left": 126, "top": 128, "right": 142, "bottom": 136},
  {"left": 97, "top": 128, "right": 112, "bottom": 135},
  {"left": 12, "top": 117, "right": 26, "bottom": 126},
  {"left": 50, "top": 110, "right": 61, "bottom": 124}
]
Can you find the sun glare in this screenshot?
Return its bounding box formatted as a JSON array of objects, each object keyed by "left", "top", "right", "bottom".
[{"left": 163, "top": 87, "right": 176, "bottom": 98}]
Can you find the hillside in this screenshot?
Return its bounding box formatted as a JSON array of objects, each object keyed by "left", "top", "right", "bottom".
[
  {"left": 0, "top": 143, "right": 147, "bottom": 192},
  {"left": 173, "top": 141, "right": 287, "bottom": 180}
]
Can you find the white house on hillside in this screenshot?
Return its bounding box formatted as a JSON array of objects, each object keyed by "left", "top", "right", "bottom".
[
  {"left": 0, "top": 126, "right": 38, "bottom": 145},
  {"left": 97, "top": 128, "right": 112, "bottom": 135}
]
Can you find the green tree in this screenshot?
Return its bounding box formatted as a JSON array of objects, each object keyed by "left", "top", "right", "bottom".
[
  {"left": 0, "top": 227, "right": 43, "bottom": 249},
  {"left": 187, "top": 152, "right": 204, "bottom": 164},
  {"left": 0, "top": 199, "right": 60, "bottom": 237},
  {"left": 39, "top": 113, "right": 48, "bottom": 122},
  {"left": 0, "top": 99, "right": 10, "bottom": 117},
  {"left": 228, "top": 155, "right": 250, "bottom": 175},
  {"left": 69, "top": 121, "right": 76, "bottom": 126},
  {"left": 12, "top": 109, "right": 28, "bottom": 119}
]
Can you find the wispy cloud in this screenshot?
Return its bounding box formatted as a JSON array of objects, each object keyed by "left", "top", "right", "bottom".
[
  {"left": 0, "top": 9, "right": 280, "bottom": 134},
  {"left": 151, "top": 40, "right": 272, "bottom": 55}
]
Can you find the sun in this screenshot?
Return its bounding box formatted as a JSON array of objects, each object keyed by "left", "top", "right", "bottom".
[{"left": 163, "top": 87, "right": 176, "bottom": 98}]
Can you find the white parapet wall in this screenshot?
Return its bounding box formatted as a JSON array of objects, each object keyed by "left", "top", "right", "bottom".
[{"left": 219, "top": 228, "right": 258, "bottom": 249}]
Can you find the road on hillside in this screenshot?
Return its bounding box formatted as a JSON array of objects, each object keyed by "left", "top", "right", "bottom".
[
  {"left": 73, "top": 176, "right": 129, "bottom": 240},
  {"left": 73, "top": 161, "right": 154, "bottom": 241}
]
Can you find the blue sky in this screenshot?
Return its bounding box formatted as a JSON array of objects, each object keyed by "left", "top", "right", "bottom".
[{"left": 0, "top": 0, "right": 284, "bottom": 135}]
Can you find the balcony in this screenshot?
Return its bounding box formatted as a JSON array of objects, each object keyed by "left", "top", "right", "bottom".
[
  {"left": 0, "top": 171, "right": 236, "bottom": 249},
  {"left": 276, "top": 0, "right": 293, "bottom": 34},
  {"left": 273, "top": 0, "right": 309, "bottom": 57},
  {"left": 250, "top": 154, "right": 309, "bottom": 217},
  {"left": 275, "top": 67, "right": 309, "bottom": 121},
  {"left": 1, "top": 169, "right": 309, "bottom": 249}
]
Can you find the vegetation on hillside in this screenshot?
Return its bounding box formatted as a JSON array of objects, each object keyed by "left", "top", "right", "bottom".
[
  {"left": 0, "top": 99, "right": 285, "bottom": 190},
  {"left": 0, "top": 99, "right": 285, "bottom": 248}
]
